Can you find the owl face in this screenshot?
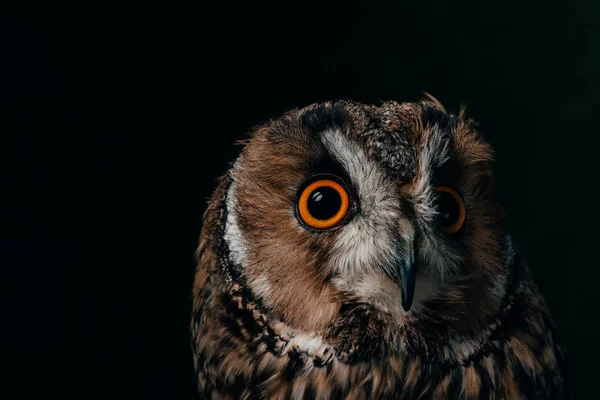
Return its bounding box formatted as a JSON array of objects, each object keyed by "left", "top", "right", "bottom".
[{"left": 224, "top": 99, "right": 510, "bottom": 333}]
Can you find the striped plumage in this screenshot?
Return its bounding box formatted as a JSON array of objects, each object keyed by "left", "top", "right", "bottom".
[{"left": 191, "top": 99, "right": 572, "bottom": 399}]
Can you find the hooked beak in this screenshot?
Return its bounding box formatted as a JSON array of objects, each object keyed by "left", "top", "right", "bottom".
[
  {"left": 384, "top": 237, "right": 419, "bottom": 312},
  {"left": 400, "top": 238, "right": 418, "bottom": 311}
]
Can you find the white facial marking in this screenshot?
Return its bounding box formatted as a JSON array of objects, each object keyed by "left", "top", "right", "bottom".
[
  {"left": 321, "top": 129, "right": 436, "bottom": 311},
  {"left": 224, "top": 174, "right": 247, "bottom": 266},
  {"left": 321, "top": 130, "right": 400, "bottom": 275},
  {"left": 413, "top": 126, "right": 463, "bottom": 280},
  {"left": 488, "top": 234, "right": 516, "bottom": 303},
  {"left": 224, "top": 161, "right": 272, "bottom": 300},
  {"left": 413, "top": 124, "right": 451, "bottom": 220}
]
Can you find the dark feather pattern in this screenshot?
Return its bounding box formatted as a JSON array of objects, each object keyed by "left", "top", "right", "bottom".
[{"left": 191, "top": 100, "right": 573, "bottom": 399}]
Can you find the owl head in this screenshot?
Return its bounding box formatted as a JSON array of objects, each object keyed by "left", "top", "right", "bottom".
[{"left": 220, "top": 97, "right": 512, "bottom": 338}]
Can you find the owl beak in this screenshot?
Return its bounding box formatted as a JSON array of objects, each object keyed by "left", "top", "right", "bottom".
[{"left": 400, "top": 238, "right": 418, "bottom": 312}]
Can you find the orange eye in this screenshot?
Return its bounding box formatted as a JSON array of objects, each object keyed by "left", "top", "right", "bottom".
[
  {"left": 297, "top": 179, "right": 349, "bottom": 230},
  {"left": 434, "top": 186, "right": 466, "bottom": 234}
]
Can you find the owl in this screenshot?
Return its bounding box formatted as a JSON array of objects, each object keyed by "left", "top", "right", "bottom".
[{"left": 191, "top": 97, "right": 572, "bottom": 399}]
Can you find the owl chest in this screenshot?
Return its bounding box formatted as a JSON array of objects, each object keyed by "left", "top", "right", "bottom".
[
  {"left": 195, "top": 330, "right": 567, "bottom": 400},
  {"left": 193, "top": 287, "right": 568, "bottom": 399}
]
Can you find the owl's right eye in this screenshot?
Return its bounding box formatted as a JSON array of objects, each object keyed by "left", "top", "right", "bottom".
[{"left": 297, "top": 178, "right": 349, "bottom": 230}]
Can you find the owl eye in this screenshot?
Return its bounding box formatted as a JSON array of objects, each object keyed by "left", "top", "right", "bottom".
[
  {"left": 433, "top": 186, "right": 466, "bottom": 234},
  {"left": 297, "top": 178, "right": 349, "bottom": 230}
]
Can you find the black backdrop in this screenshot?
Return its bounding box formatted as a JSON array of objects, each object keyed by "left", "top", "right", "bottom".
[{"left": 4, "top": 1, "right": 599, "bottom": 398}]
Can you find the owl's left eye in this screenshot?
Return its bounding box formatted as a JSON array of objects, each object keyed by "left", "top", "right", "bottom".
[
  {"left": 433, "top": 186, "right": 466, "bottom": 234},
  {"left": 297, "top": 178, "right": 349, "bottom": 230}
]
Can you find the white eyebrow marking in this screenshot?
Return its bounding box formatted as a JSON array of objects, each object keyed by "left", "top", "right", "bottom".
[{"left": 320, "top": 129, "right": 400, "bottom": 275}]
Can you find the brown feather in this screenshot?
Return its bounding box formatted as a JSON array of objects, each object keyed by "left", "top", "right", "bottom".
[{"left": 191, "top": 100, "right": 572, "bottom": 399}]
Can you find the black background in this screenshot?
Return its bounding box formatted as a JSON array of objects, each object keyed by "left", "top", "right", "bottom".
[{"left": 4, "top": 1, "right": 598, "bottom": 398}]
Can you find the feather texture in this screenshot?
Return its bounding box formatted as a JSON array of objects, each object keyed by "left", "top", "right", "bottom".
[{"left": 191, "top": 99, "right": 572, "bottom": 399}]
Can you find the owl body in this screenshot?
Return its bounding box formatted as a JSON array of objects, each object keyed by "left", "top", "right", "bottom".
[{"left": 191, "top": 100, "right": 571, "bottom": 399}]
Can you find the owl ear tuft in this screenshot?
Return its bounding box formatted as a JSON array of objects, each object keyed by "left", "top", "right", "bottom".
[
  {"left": 420, "top": 92, "right": 446, "bottom": 112},
  {"left": 458, "top": 102, "right": 469, "bottom": 120}
]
